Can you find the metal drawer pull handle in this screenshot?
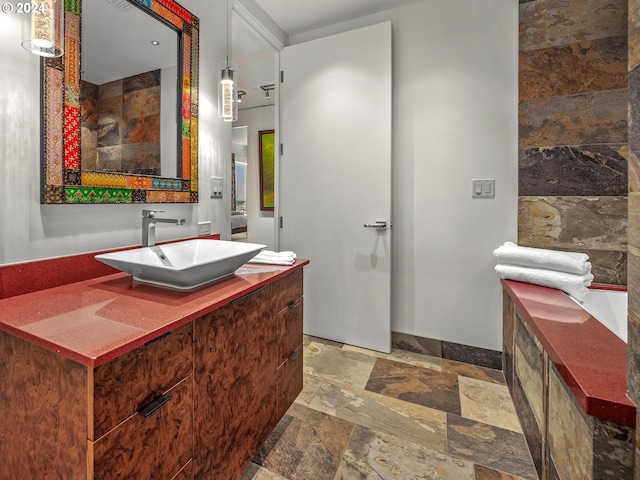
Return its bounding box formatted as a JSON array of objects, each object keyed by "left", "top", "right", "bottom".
[
  {"left": 144, "top": 331, "right": 171, "bottom": 347},
  {"left": 288, "top": 300, "right": 301, "bottom": 309},
  {"left": 138, "top": 394, "right": 171, "bottom": 418},
  {"left": 231, "top": 286, "right": 265, "bottom": 304},
  {"left": 288, "top": 351, "right": 300, "bottom": 361}
]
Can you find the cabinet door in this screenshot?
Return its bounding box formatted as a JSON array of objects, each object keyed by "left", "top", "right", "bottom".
[
  {"left": 92, "top": 376, "right": 193, "bottom": 480},
  {"left": 193, "top": 286, "right": 278, "bottom": 480}
]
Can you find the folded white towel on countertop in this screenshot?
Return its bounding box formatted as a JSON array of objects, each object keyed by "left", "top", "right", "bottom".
[
  {"left": 495, "top": 263, "right": 594, "bottom": 302},
  {"left": 249, "top": 250, "right": 297, "bottom": 266},
  {"left": 493, "top": 241, "right": 591, "bottom": 275},
  {"left": 254, "top": 250, "right": 296, "bottom": 259}
]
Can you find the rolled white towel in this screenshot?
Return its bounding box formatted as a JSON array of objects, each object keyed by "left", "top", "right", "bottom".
[
  {"left": 249, "top": 250, "right": 297, "bottom": 266},
  {"left": 495, "top": 263, "right": 594, "bottom": 302},
  {"left": 493, "top": 242, "right": 591, "bottom": 275}
]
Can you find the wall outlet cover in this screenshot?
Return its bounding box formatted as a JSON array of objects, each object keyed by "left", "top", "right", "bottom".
[{"left": 197, "top": 221, "right": 212, "bottom": 236}]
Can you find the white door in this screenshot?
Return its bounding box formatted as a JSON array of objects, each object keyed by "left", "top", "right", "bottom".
[{"left": 279, "top": 22, "right": 392, "bottom": 353}]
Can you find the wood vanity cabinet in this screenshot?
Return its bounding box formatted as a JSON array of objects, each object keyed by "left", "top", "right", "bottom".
[
  {"left": 0, "top": 321, "right": 194, "bottom": 480},
  {"left": 193, "top": 269, "right": 305, "bottom": 479},
  {"left": 0, "top": 268, "right": 304, "bottom": 480}
]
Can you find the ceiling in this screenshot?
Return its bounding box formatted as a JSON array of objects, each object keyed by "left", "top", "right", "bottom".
[
  {"left": 82, "top": 0, "right": 424, "bottom": 108},
  {"left": 83, "top": 0, "right": 177, "bottom": 85},
  {"left": 255, "top": 0, "right": 422, "bottom": 37},
  {"left": 232, "top": 12, "right": 277, "bottom": 110},
  {"left": 233, "top": 0, "right": 423, "bottom": 111}
]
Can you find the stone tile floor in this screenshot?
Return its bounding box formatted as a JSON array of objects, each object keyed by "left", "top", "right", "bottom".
[{"left": 239, "top": 336, "right": 537, "bottom": 480}]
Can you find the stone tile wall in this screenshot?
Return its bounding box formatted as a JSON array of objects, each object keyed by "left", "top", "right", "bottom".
[
  {"left": 514, "top": 314, "right": 545, "bottom": 478},
  {"left": 518, "top": 0, "right": 628, "bottom": 285},
  {"left": 627, "top": 0, "right": 640, "bottom": 477},
  {"left": 80, "top": 69, "right": 161, "bottom": 175},
  {"left": 80, "top": 81, "right": 99, "bottom": 170},
  {"left": 391, "top": 332, "right": 502, "bottom": 370},
  {"left": 548, "top": 365, "right": 634, "bottom": 480}
]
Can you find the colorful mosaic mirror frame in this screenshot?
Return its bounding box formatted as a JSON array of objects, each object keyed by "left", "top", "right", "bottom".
[{"left": 41, "top": 0, "right": 199, "bottom": 204}]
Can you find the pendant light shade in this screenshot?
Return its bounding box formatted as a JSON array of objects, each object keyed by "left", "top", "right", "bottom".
[
  {"left": 22, "top": 0, "right": 64, "bottom": 58},
  {"left": 218, "top": 0, "right": 237, "bottom": 122},
  {"left": 218, "top": 61, "right": 237, "bottom": 122}
]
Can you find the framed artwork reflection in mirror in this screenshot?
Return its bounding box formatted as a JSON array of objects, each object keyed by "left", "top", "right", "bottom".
[{"left": 259, "top": 129, "right": 274, "bottom": 211}]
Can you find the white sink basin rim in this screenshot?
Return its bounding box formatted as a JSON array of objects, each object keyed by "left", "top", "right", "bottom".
[{"left": 95, "top": 239, "right": 266, "bottom": 290}]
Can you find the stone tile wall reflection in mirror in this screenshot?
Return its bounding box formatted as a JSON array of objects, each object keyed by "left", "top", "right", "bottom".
[
  {"left": 81, "top": 70, "right": 163, "bottom": 176},
  {"left": 41, "top": 0, "right": 199, "bottom": 204}
]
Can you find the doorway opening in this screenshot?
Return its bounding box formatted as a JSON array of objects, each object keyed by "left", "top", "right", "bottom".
[
  {"left": 231, "top": 8, "right": 279, "bottom": 249},
  {"left": 231, "top": 126, "right": 248, "bottom": 242}
]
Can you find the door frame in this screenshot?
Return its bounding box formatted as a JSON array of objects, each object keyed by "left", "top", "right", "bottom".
[{"left": 233, "top": 1, "right": 284, "bottom": 250}]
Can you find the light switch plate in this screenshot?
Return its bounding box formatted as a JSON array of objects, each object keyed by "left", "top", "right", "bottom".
[
  {"left": 210, "top": 177, "right": 223, "bottom": 198},
  {"left": 472, "top": 179, "right": 495, "bottom": 199}
]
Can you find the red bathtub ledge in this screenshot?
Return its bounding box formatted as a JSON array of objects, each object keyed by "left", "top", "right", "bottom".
[{"left": 502, "top": 279, "right": 635, "bottom": 427}]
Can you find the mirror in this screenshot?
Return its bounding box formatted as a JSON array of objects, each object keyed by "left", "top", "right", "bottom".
[
  {"left": 81, "top": 0, "right": 179, "bottom": 179},
  {"left": 41, "top": 0, "right": 199, "bottom": 204}
]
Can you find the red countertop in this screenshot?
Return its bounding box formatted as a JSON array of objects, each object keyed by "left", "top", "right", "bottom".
[
  {"left": 0, "top": 243, "right": 308, "bottom": 368},
  {"left": 502, "top": 279, "right": 635, "bottom": 426}
]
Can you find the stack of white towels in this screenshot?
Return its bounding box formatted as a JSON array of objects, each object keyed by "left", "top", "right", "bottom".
[
  {"left": 493, "top": 241, "right": 593, "bottom": 302},
  {"left": 249, "top": 250, "right": 297, "bottom": 266}
]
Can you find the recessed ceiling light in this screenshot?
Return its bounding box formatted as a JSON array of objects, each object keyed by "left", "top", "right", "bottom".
[{"left": 150, "top": 40, "right": 160, "bottom": 46}]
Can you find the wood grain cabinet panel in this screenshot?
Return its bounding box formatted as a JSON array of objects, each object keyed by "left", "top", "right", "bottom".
[
  {"left": 276, "top": 270, "right": 304, "bottom": 418},
  {"left": 156, "top": 376, "right": 194, "bottom": 479},
  {"left": 92, "top": 323, "right": 193, "bottom": 440},
  {"left": 272, "top": 268, "right": 303, "bottom": 313},
  {"left": 92, "top": 376, "right": 193, "bottom": 480},
  {"left": 278, "top": 345, "right": 303, "bottom": 419},
  {"left": 278, "top": 297, "right": 304, "bottom": 366},
  {"left": 0, "top": 330, "right": 88, "bottom": 479},
  {"left": 193, "top": 286, "right": 279, "bottom": 480},
  {"left": 171, "top": 460, "right": 193, "bottom": 480}
]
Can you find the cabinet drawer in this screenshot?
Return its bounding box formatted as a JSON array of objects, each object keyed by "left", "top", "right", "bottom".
[
  {"left": 278, "top": 297, "right": 303, "bottom": 367},
  {"left": 272, "top": 269, "right": 303, "bottom": 313},
  {"left": 92, "top": 323, "right": 193, "bottom": 440},
  {"left": 92, "top": 376, "right": 193, "bottom": 480},
  {"left": 277, "top": 346, "right": 303, "bottom": 419}
]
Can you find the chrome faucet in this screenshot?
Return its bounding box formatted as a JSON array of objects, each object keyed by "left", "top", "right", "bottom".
[{"left": 142, "top": 209, "right": 185, "bottom": 247}]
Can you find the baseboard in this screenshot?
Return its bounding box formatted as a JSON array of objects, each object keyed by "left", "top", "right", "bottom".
[{"left": 392, "top": 332, "right": 502, "bottom": 371}]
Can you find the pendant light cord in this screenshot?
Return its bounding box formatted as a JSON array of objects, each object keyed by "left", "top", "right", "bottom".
[{"left": 226, "top": 0, "right": 231, "bottom": 64}]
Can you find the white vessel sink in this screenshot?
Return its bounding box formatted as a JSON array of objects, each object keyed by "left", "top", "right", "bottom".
[{"left": 95, "top": 239, "right": 266, "bottom": 290}]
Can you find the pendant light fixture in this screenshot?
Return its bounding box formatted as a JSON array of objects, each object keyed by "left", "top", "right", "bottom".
[
  {"left": 218, "top": 60, "right": 237, "bottom": 122},
  {"left": 21, "top": 0, "right": 64, "bottom": 58},
  {"left": 218, "top": 0, "right": 237, "bottom": 122}
]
